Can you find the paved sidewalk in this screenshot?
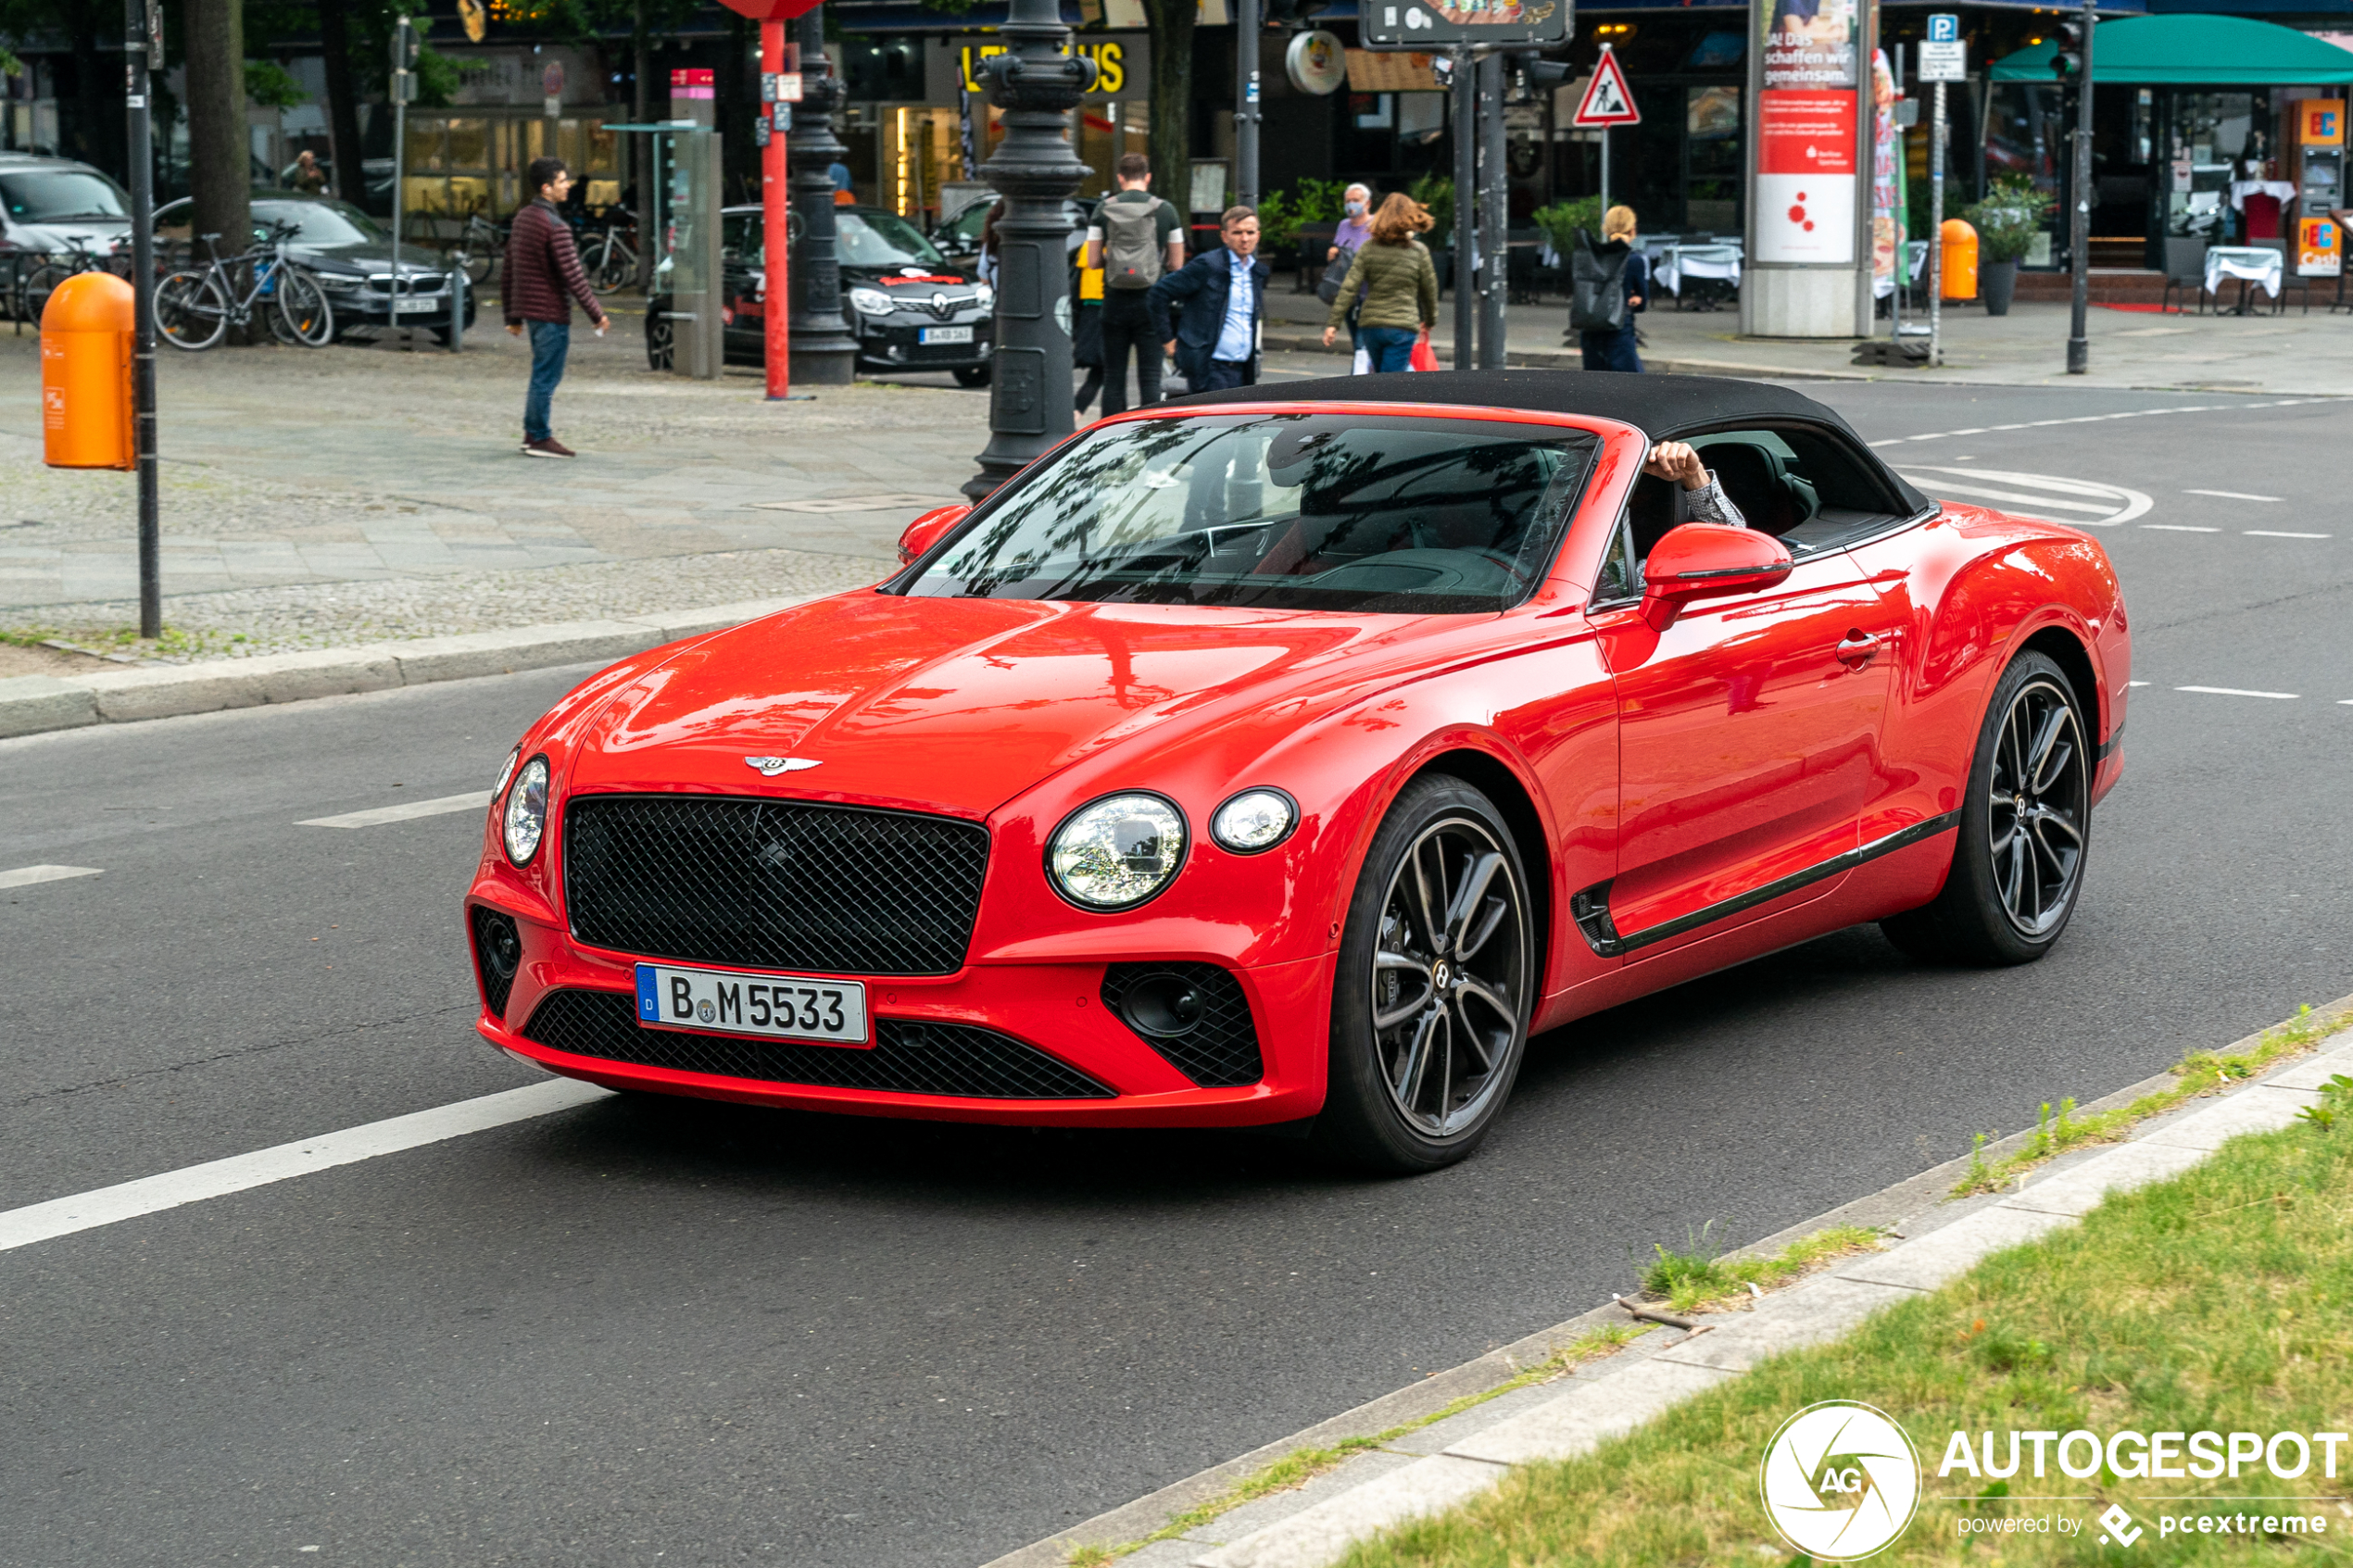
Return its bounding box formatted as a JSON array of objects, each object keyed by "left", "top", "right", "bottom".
[
  {"left": 0, "top": 323, "right": 980, "bottom": 653},
  {"left": 1265, "top": 286, "right": 2353, "bottom": 394},
  {"left": 997, "top": 997, "right": 2353, "bottom": 1568}
]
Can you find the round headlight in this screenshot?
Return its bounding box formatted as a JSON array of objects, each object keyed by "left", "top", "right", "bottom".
[
  {"left": 1049, "top": 793, "right": 1187, "bottom": 909},
  {"left": 502, "top": 754, "right": 550, "bottom": 866},
  {"left": 848, "top": 286, "right": 893, "bottom": 317},
  {"left": 490, "top": 746, "right": 520, "bottom": 802},
  {"left": 1211, "top": 788, "right": 1298, "bottom": 853}
]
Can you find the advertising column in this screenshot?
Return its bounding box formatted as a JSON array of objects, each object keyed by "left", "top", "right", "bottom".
[{"left": 1743, "top": 0, "right": 1874, "bottom": 335}]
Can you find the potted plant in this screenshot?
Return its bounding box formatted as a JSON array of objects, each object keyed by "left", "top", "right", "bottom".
[{"left": 1962, "top": 174, "right": 2056, "bottom": 316}]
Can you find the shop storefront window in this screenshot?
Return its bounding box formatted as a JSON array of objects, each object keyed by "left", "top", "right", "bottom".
[{"left": 2166, "top": 92, "right": 2261, "bottom": 240}]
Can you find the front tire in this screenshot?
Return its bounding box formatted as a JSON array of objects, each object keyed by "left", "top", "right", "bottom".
[
  {"left": 271, "top": 268, "right": 334, "bottom": 346},
  {"left": 1881, "top": 650, "right": 2092, "bottom": 965},
  {"left": 1315, "top": 776, "right": 1533, "bottom": 1173},
  {"left": 952, "top": 363, "right": 991, "bottom": 388},
  {"left": 645, "top": 305, "right": 673, "bottom": 371},
  {"left": 155, "top": 270, "right": 229, "bottom": 350}
]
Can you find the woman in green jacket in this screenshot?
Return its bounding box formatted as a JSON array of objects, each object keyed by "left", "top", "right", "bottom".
[{"left": 1320, "top": 193, "right": 1438, "bottom": 373}]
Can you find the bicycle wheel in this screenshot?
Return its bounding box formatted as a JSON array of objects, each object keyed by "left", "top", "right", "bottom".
[
  {"left": 272, "top": 266, "right": 335, "bottom": 346},
  {"left": 595, "top": 243, "right": 635, "bottom": 294},
  {"left": 155, "top": 270, "right": 230, "bottom": 350},
  {"left": 21, "top": 261, "right": 75, "bottom": 326}
]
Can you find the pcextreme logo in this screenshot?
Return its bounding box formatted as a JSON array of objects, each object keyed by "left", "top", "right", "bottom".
[{"left": 1760, "top": 1401, "right": 1924, "bottom": 1561}]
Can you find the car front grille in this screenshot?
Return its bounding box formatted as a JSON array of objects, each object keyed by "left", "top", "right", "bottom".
[
  {"left": 1100, "top": 963, "right": 1265, "bottom": 1087},
  {"left": 564, "top": 794, "right": 988, "bottom": 976},
  {"left": 520, "top": 988, "right": 1114, "bottom": 1100}
]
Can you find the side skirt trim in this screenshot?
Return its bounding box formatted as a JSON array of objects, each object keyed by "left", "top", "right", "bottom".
[{"left": 1570, "top": 811, "right": 1964, "bottom": 960}]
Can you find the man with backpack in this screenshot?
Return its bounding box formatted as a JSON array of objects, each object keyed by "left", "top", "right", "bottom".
[{"left": 1083, "top": 154, "right": 1186, "bottom": 414}]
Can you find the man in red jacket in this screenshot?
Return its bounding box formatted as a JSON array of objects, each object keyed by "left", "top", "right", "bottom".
[{"left": 503, "top": 157, "right": 609, "bottom": 458}]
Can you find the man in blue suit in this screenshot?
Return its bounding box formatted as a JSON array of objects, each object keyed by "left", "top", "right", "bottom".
[{"left": 1150, "top": 207, "right": 1268, "bottom": 393}]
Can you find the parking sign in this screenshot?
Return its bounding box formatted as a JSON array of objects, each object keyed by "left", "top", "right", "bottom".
[
  {"left": 1920, "top": 15, "right": 1965, "bottom": 82},
  {"left": 1927, "top": 13, "right": 1958, "bottom": 42}
]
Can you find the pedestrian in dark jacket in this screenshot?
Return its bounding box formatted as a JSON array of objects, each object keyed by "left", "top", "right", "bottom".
[
  {"left": 1319, "top": 193, "right": 1438, "bottom": 372},
  {"left": 1149, "top": 206, "right": 1269, "bottom": 393},
  {"left": 504, "top": 157, "right": 609, "bottom": 458},
  {"left": 1577, "top": 205, "right": 1647, "bottom": 373}
]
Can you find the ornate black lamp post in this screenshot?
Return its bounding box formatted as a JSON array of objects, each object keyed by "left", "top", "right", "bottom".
[
  {"left": 962, "top": 0, "right": 1096, "bottom": 502},
  {"left": 787, "top": 7, "right": 858, "bottom": 386}
]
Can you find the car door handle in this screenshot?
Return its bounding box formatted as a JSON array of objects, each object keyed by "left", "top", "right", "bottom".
[{"left": 1835, "top": 631, "right": 1881, "bottom": 668}]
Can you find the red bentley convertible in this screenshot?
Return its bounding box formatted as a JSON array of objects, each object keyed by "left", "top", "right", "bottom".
[{"left": 466, "top": 373, "right": 2128, "bottom": 1172}]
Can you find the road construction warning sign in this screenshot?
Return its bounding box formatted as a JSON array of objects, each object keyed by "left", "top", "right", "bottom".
[{"left": 1572, "top": 46, "right": 1641, "bottom": 127}]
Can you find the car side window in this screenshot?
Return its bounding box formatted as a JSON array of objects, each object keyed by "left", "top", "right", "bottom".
[
  {"left": 1687, "top": 425, "right": 1914, "bottom": 557},
  {"left": 1591, "top": 511, "right": 1640, "bottom": 606}
]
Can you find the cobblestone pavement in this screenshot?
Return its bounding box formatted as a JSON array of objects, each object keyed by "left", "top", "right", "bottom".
[{"left": 0, "top": 320, "right": 988, "bottom": 655}]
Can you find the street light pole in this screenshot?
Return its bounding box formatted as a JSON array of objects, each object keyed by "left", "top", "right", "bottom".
[
  {"left": 1451, "top": 45, "right": 1474, "bottom": 370},
  {"left": 124, "top": 0, "right": 159, "bottom": 639},
  {"left": 1478, "top": 52, "right": 1506, "bottom": 368},
  {"left": 786, "top": 6, "right": 857, "bottom": 386},
  {"left": 963, "top": 0, "right": 1096, "bottom": 501},
  {"left": 2067, "top": 0, "right": 2095, "bottom": 374},
  {"left": 1234, "top": 0, "right": 1261, "bottom": 209}
]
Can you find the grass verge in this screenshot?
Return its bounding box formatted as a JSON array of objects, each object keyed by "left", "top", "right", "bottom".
[
  {"left": 0, "top": 622, "right": 245, "bottom": 662},
  {"left": 1338, "top": 1070, "right": 2353, "bottom": 1567},
  {"left": 1640, "top": 1224, "right": 1886, "bottom": 1315},
  {"left": 1950, "top": 1003, "right": 2349, "bottom": 1198},
  {"left": 1063, "top": 1325, "right": 1655, "bottom": 1566}
]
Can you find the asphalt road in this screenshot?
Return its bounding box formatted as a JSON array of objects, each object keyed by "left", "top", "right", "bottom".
[{"left": 4, "top": 383, "right": 2348, "bottom": 1568}]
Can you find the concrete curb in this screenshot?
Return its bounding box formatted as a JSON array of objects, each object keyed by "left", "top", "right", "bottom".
[
  {"left": 0, "top": 596, "right": 818, "bottom": 741},
  {"left": 989, "top": 996, "right": 2353, "bottom": 1568}
]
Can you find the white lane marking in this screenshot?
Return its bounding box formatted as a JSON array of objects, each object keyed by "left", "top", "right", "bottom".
[
  {"left": 2128, "top": 681, "right": 2151, "bottom": 687},
  {"left": 2184, "top": 488, "right": 2281, "bottom": 501},
  {"left": 0, "top": 1079, "right": 610, "bottom": 1254},
  {"left": 1899, "top": 465, "right": 2154, "bottom": 524},
  {"left": 2143, "top": 524, "right": 2221, "bottom": 533},
  {"left": 2176, "top": 686, "right": 2299, "bottom": 699},
  {"left": 2245, "top": 530, "right": 2331, "bottom": 539},
  {"left": 1898, "top": 476, "right": 2121, "bottom": 515},
  {"left": 298, "top": 790, "right": 493, "bottom": 829},
  {"left": 0, "top": 864, "right": 104, "bottom": 889},
  {"left": 1875, "top": 399, "right": 2306, "bottom": 446}
]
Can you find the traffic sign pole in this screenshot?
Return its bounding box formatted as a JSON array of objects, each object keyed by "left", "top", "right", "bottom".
[
  {"left": 1921, "top": 15, "right": 1964, "bottom": 368},
  {"left": 1452, "top": 45, "right": 1474, "bottom": 370}
]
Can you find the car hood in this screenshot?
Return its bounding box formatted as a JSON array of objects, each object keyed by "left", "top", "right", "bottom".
[
  {"left": 294, "top": 241, "right": 446, "bottom": 278},
  {"left": 569, "top": 591, "right": 1435, "bottom": 819},
  {"left": 9, "top": 218, "right": 131, "bottom": 250}
]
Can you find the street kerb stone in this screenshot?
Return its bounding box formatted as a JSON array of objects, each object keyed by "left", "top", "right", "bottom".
[
  {"left": 240, "top": 647, "right": 407, "bottom": 706},
  {"left": 1193, "top": 1455, "right": 1507, "bottom": 1568},
  {"left": 1441, "top": 1356, "right": 1737, "bottom": 1468},
  {"left": 80, "top": 663, "right": 277, "bottom": 723},
  {"left": 0, "top": 675, "right": 99, "bottom": 739},
  {"left": 622, "top": 596, "right": 822, "bottom": 639},
  {"left": 2251, "top": 1036, "right": 2353, "bottom": 1091},
  {"left": 1653, "top": 1276, "right": 1921, "bottom": 1375},
  {"left": 1995, "top": 1139, "right": 2211, "bottom": 1219},
  {"left": 1832, "top": 1204, "right": 2075, "bottom": 1293},
  {"left": 2137, "top": 1084, "right": 2325, "bottom": 1151},
  {"left": 387, "top": 620, "right": 666, "bottom": 685}
]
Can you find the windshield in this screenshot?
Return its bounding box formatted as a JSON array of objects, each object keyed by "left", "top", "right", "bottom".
[
  {"left": 254, "top": 198, "right": 384, "bottom": 245},
  {"left": 837, "top": 209, "right": 947, "bottom": 269},
  {"left": 902, "top": 413, "right": 1598, "bottom": 615},
  {"left": 0, "top": 169, "right": 129, "bottom": 223}
]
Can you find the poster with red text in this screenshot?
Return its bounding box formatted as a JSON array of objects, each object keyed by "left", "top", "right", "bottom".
[{"left": 1755, "top": 90, "right": 1856, "bottom": 263}]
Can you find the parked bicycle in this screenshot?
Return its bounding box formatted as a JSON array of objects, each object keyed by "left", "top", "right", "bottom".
[
  {"left": 581, "top": 207, "right": 638, "bottom": 295},
  {"left": 14, "top": 232, "right": 132, "bottom": 324},
  {"left": 153, "top": 221, "right": 334, "bottom": 350},
  {"left": 454, "top": 211, "right": 509, "bottom": 286}
]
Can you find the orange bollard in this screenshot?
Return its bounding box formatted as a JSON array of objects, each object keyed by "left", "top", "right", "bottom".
[
  {"left": 1940, "top": 218, "right": 1979, "bottom": 301},
  {"left": 41, "top": 270, "right": 136, "bottom": 470}
]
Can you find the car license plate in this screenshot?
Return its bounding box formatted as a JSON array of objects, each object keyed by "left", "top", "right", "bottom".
[
  {"left": 635, "top": 962, "right": 870, "bottom": 1047},
  {"left": 392, "top": 296, "right": 438, "bottom": 314},
  {"left": 920, "top": 325, "right": 973, "bottom": 345}
]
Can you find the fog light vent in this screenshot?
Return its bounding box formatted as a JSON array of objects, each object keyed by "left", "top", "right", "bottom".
[
  {"left": 1101, "top": 962, "right": 1263, "bottom": 1087},
  {"left": 471, "top": 906, "right": 523, "bottom": 1021}
]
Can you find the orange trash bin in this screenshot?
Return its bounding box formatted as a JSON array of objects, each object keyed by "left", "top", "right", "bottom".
[
  {"left": 1940, "top": 219, "right": 1979, "bottom": 301},
  {"left": 41, "top": 270, "right": 137, "bottom": 471}
]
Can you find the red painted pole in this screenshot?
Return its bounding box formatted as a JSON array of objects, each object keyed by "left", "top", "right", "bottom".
[{"left": 761, "top": 17, "right": 791, "bottom": 400}]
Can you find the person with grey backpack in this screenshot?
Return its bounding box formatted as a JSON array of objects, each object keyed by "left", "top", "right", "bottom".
[
  {"left": 1569, "top": 205, "right": 1648, "bottom": 372},
  {"left": 1083, "top": 153, "right": 1186, "bottom": 414}
]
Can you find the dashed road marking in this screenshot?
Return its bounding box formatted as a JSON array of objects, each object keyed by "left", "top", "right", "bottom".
[
  {"left": 298, "top": 790, "right": 492, "bottom": 829},
  {"left": 2143, "top": 524, "right": 2221, "bottom": 533},
  {"left": 2245, "top": 531, "right": 2330, "bottom": 539},
  {"left": 2184, "top": 488, "right": 2281, "bottom": 501},
  {"left": 0, "top": 864, "right": 103, "bottom": 889},
  {"left": 2176, "top": 686, "right": 2299, "bottom": 700},
  {"left": 0, "top": 1079, "right": 609, "bottom": 1253}
]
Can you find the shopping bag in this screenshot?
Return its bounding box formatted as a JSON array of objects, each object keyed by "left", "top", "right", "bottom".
[
  {"left": 1408, "top": 331, "right": 1440, "bottom": 373},
  {"left": 1352, "top": 347, "right": 1372, "bottom": 375}
]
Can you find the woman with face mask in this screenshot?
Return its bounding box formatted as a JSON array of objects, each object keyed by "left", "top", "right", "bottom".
[{"left": 1322, "top": 184, "right": 1377, "bottom": 358}]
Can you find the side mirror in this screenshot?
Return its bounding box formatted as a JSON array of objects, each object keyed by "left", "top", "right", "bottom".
[
  {"left": 1638, "top": 523, "right": 1795, "bottom": 631},
  {"left": 897, "top": 503, "right": 971, "bottom": 566}
]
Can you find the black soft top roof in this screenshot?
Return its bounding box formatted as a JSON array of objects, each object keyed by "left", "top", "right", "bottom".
[{"left": 1170, "top": 369, "right": 1856, "bottom": 442}]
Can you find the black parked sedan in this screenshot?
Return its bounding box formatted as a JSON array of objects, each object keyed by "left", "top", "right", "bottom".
[
  {"left": 157, "top": 191, "right": 475, "bottom": 342},
  {"left": 647, "top": 204, "right": 992, "bottom": 385}
]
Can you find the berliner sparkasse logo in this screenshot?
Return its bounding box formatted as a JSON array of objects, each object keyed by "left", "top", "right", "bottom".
[{"left": 1759, "top": 1400, "right": 1923, "bottom": 1561}]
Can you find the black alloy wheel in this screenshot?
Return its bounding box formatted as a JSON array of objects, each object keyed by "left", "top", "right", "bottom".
[
  {"left": 953, "top": 363, "right": 991, "bottom": 388},
  {"left": 1883, "top": 649, "right": 2092, "bottom": 965},
  {"left": 1316, "top": 776, "right": 1532, "bottom": 1173},
  {"left": 645, "top": 306, "right": 673, "bottom": 372}
]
